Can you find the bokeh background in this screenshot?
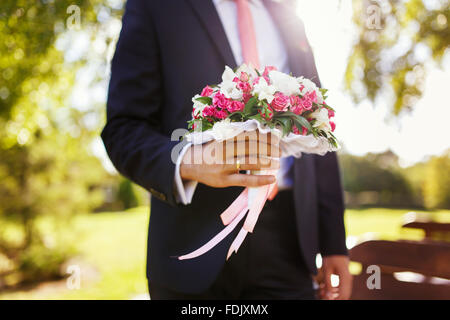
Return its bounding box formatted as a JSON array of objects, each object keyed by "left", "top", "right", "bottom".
[{"left": 0, "top": 0, "right": 449, "bottom": 299}]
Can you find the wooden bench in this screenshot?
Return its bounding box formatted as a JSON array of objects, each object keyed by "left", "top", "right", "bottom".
[
  {"left": 402, "top": 220, "right": 450, "bottom": 242},
  {"left": 349, "top": 240, "right": 450, "bottom": 299}
]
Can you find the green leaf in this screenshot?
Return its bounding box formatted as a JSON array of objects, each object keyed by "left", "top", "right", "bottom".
[
  {"left": 227, "top": 111, "right": 244, "bottom": 121},
  {"left": 243, "top": 96, "right": 259, "bottom": 115},
  {"left": 275, "top": 116, "right": 293, "bottom": 136},
  {"left": 292, "top": 114, "right": 313, "bottom": 132},
  {"left": 195, "top": 96, "right": 213, "bottom": 105}
]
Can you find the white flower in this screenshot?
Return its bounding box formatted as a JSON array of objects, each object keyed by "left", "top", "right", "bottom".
[
  {"left": 221, "top": 66, "right": 236, "bottom": 82},
  {"left": 219, "top": 81, "right": 243, "bottom": 100},
  {"left": 218, "top": 66, "right": 243, "bottom": 99},
  {"left": 269, "top": 70, "right": 300, "bottom": 96},
  {"left": 252, "top": 77, "right": 277, "bottom": 103},
  {"left": 297, "top": 76, "right": 324, "bottom": 103},
  {"left": 192, "top": 94, "right": 207, "bottom": 116},
  {"left": 310, "top": 108, "right": 331, "bottom": 132},
  {"left": 316, "top": 91, "right": 324, "bottom": 104},
  {"left": 211, "top": 119, "right": 236, "bottom": 140},
  {"left": 236, "top": 63, "right": 258, "bottom": 81}
]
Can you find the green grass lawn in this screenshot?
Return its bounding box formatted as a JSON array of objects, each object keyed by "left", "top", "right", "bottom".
[{"left": 0, "top": 206, "right": 448, "bottom": 300}]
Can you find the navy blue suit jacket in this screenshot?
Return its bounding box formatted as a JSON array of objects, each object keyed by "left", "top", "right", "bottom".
[{"left": 102, "top": 0, "right": 347, "bottom": 294}]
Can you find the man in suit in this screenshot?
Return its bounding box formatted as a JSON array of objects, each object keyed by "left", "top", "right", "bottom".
[{"left": 102, "top": 0, "right": 351, "bottom": 299}]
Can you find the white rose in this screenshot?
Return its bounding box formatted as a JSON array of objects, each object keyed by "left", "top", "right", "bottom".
[
  {"left": 268, "top": 70, "right": 300, "bottom": 96},
  {"left": 252, "top": 77, "right": 277, "bottom": 103},
  {"left": 310, "top": 108, "right": 331, "bottom": 132}
]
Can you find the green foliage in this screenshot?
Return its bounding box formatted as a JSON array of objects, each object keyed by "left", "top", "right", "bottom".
[
  {"left": 0, "top": 0, "right": 126, "bottom": 285},
  {"left": 340, "top": 150, "right": 415, "bottom": 206},
  {"left": 346, "top": 0, "right": 450, "bottom": 114},
  {"left": 423, "top": 151, "right": 450, "bottom": 209},
  {"left": 340, "top": 149, "right": 450, "bottom": 209},
  {"left": 117, "top": 178, "right": 139, "bottom": 210}
]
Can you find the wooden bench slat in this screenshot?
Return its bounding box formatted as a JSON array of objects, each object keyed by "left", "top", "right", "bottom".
[
  {"left": 351, "top": 273, "right": 450, "bottom": 300},
  {"left": 349, "top": 240, "right": 450, "bottom": 279}
]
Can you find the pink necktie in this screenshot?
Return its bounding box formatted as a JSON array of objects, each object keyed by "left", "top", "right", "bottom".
[
  {"left": 236, "top": 0, "right": 278, "bottom": 200},
  {"left": 236, "top": 0, "right": 260, "bottom": 69}
]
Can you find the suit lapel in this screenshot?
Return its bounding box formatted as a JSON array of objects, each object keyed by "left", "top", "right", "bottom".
[{"left": 187, "top": 0, "right": 237, "bottom": 68}]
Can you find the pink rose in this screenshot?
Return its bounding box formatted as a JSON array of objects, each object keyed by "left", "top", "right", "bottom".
[
  {"left": 239, "top": 72, "right": 249, "bottom": 82},
  {"left": 258, "top": 106, "right": 274, "bottom": 120},
  {"left": 290, "top": 95, "right": 303, "bottom": 115},
  {"left": 227, "top": 100, "right": 244, "bottom": 113},
  {"left": 243, "top": 93, "right": 252, "bottom": 104},
  {"left": 214, "top": 109, "right": 228, "bottom": 119},
  {"left": 271, "top": 92, "right": 289, "bottom": 112},
  {"left": 237, "top": 81, "right": 252, "bottom": 93},
  {"left": 201, "top": 85, "right": 214, "bottom": 97},
  {"left": 263, "top": 66, "right": 277, "bottom": 77},
  {"left": 233, "top": 77, "right": 252, "bottom": 93},
  {"left": 328, "top": 109, "right": 335, "bottom": 118},
  {"left": 202, "top": 105, "right": 215, "bottom": 117},
  {"left": 302, "top": 126, "right": 308, "bottom": 135},
  {"left": 293, "top": 126, "right": 308, "bottom": 135},
  {"left": 213, "top": 92, "right": 231, "bottom": 110},
  {"left": 307, "top": 91, "right": 318, "bottom": 103},
  {"left": 330, "top": 121, "right": 336, "bottom": 132},
  {"left": 298, "top": 91, "right": 318, "bottom": 112}
]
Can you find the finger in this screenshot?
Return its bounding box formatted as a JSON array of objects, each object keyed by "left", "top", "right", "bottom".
[
  {"left": 218, "top": 140, "right": 280, "bottom": 159},
  {"left": 223, "top": 158, "right": 280, "bottom": 172},
  {"left": 323, "top": 269, "right": 334, "bottom": 300},
  {"left": 336, "top": 272, "right": 353, "bottom": 300},
  {"left": 225, "top": 174, "right": 276, "bottom": 187},
  {"left": 233, "top": 131, "right": 277, "bottom": 143}
]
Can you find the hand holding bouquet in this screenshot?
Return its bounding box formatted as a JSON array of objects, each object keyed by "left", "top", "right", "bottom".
[{"left": 178, "top": 64, "right": 338, "bottom": 261}]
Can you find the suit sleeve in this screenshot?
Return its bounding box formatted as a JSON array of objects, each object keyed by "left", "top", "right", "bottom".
[
  {"left": 315, "top": 152, "right": 348, "bottom": 256},
  {"left": 293, "top": 15, "right": 348, "bottom": 256},
  {"left": 101, "top": 0, "right": 179, "bottom": 206}
]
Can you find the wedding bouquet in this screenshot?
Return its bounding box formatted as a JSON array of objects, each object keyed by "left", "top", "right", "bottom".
[{"left": 178, "top": 64, "right": 338, "bottom": 261}]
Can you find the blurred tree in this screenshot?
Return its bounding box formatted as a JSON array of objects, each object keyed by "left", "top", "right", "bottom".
[
  {"left": 117, "top": 178, "right": 139, "bottom": 210},
  {"left": 0, "top": 0, "right": 124, "bottom": 286},
  {"left": 346, "top": 0, "right": 449, "bottom": 114},
  {"left": 423, "top": 151, "right": 450, "bottom": 209},
  {"left": 339, "top": 151, "right": 415, "bottom": 206}
]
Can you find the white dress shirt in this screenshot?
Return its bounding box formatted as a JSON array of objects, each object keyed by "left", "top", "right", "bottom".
[{"left": 174, "top": 0, "right": 292, "bottom": 204}]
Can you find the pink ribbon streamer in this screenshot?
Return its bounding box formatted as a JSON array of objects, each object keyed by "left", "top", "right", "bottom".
[
  {"left": 177, "top": 205, "right": 249, "bottom": 260},
  {"left": 177, "top": 174, "right": 277, "bottom": 261},
  {"left": 220, "top": 188, "right": 249, "bottom": 226}
]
